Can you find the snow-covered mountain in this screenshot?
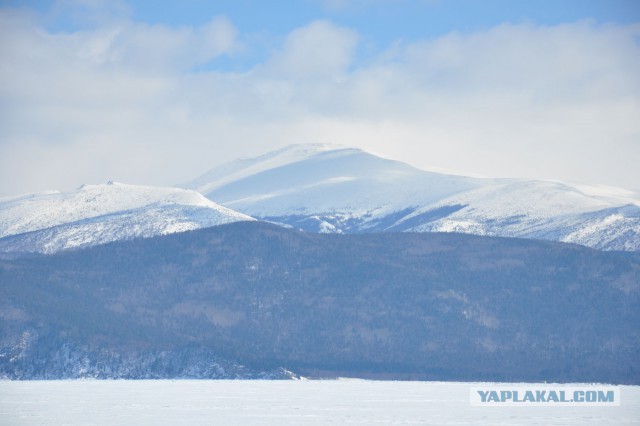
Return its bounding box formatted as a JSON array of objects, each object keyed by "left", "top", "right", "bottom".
[
  {"left": 183, "top": 144, "right": 640, "bottom": 251},
  {"left": 0, "top": 181, "right": 253, "bottom": 254},
  {"left": 2, "top": 145, "right": 636, "bottom": 254}
]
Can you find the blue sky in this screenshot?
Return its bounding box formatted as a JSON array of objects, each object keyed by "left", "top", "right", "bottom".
[
  {"left": 12, "top": 1, "right": 640, "bottom": 34},
  {"left": 0, "top": 0, "right": 639, "bottom": 195}
]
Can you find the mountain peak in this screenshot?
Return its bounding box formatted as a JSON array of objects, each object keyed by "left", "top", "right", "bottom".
[
  {"left": 183, "top": 143, "right": 366, "bottom": 195},
  {"left": 181, "top": 145, "right": 640, "bottom": 251}
]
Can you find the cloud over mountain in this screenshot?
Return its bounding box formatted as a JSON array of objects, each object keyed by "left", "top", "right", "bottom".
[{"left": 1, "top": 4, "right": 639, "bottom": 196}]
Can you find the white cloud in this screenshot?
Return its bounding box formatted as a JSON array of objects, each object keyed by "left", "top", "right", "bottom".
[
  {"left": 265, "top": 20, "right": 358, "bottom": 79},
  {"left": 0, "top": 11, "right": 639, "bottom": 196},
  {"left": 71, "top": 17, "right": 239, "bottom": 72}
]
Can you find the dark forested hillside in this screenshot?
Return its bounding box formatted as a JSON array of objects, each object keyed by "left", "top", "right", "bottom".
[{"left": 1, "top": 221, "right": 639, "bottom": 383}]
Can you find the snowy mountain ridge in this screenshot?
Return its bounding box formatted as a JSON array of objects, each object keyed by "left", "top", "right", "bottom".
[
  {"left": 0, "top": 182, "right": 253, "bottom": 254},
  {"left": 184, "top": 144, "right": 640, "bottom": 251},
  {"left": 1, "top": 144, "right": 637, "bottom": 254}
]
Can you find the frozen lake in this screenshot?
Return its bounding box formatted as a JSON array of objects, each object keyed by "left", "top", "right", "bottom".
[{"left": 1, "top": 380, "right": 638, "bottom": 425}]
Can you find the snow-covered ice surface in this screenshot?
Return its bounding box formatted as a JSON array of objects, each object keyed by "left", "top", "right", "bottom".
[
  {"left": 0, "top": 380, "right": 638, "bottom": 425},
  {"left": 0, "top": 182, "right": 254, "bottom": 254}
]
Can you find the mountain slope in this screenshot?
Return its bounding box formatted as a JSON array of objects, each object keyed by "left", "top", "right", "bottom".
[
  {"left": 184, "top": 144, "right": 640, "bottom": 250},
  {"left": 0, "top": 181, "right": 253, "bottom": 254},
  {"left": 2, "top": 222, "right": 638, "bottom": 382}
]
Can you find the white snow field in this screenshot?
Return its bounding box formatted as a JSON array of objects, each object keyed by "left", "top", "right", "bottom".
[{"left": 0, "top": 380, "right": 638, "bottom": 425}]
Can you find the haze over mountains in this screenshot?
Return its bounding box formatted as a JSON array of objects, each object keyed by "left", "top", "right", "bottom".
[{"left": 0, "top": 144, "right": 638, "bottom": 254}]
